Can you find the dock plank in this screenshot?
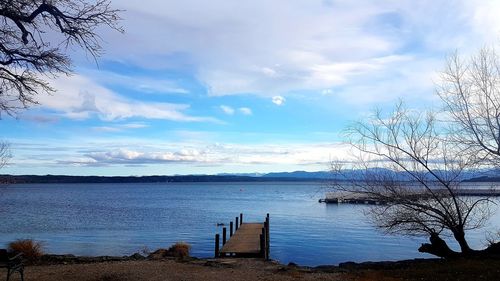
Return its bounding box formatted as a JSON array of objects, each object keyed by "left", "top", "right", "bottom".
[{"left": 220, "top": 223, "right": 264, "bottom": 254}]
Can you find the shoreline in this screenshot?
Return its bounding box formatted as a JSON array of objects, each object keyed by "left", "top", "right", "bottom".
[
  {"left": 36, "top": 252, "right": 440, "bottom": 268},
  {"left": 36, "top": 252, "right": 439, "bottom": 267},
  {"left": 2, "top": 253, "right": 500, "bottom": 281}
]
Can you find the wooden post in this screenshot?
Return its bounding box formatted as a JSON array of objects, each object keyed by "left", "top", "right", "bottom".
[
  {"left": 215, "top": 234, "right": 220, "bottom": 258},
  {"left": 240, "top": 213, "right": 243, "bottom": 225},
  {"left": 235, "top": 217, "right": 239, "bottom": 231},
  {"left": 222, "top": 227, "right": 227, "bottom": 245},
  {"left": 265, "top": 214, "right": 270, "bottom": 260},
  {"left": 230, "top": 221, "right": 233, "bottom": 236},
  {"left": 260, "top": 228, "right": 266, "bottom": 258}
]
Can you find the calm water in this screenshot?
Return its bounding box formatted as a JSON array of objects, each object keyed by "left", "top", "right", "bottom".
[{"left": 1, "top": 182, "right": 499, "bottom": 266}]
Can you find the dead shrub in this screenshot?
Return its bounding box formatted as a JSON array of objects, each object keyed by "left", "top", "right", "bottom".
[
  {"left": 148, "top": 242, "right": 191, "bottom": 260},
  {"left": 168, "top": 242, "right": 191, "bottom": 259},
  {"left": 8, "top": 239, "right": 43, "bottom": 263}
]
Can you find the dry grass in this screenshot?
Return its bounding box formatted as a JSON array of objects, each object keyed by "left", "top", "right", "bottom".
[
  {"left": 168, "top": 242, "right": 191, "bottom": 258},
  {"left": 8, "top": 239, "right": 43, "bottom": 263},
  {"left": 147, "top": 242, "right": 192, "bottom": 260}
]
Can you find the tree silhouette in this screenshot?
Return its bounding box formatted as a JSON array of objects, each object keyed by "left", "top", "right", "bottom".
[
  {"left": 331, "top": 102, "right": 492, "bottom": 258},
  {"left": 0, "top": 0, "right": 122, "bottom": 116}
]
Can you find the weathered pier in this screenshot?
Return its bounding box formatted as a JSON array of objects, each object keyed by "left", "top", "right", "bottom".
[
  {"left": 214, "top": 213, "right": 270, "bottom": 259},
  {"left": 319, "top": 189, "right": 500, "bottom": 205},
  {"left": 319, "top": 191, "right": 384, "bottom": 205}
]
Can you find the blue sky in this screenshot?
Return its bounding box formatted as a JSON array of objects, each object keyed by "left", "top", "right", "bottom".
[{"left": 2, "top": 0, "right": 500, "bottom": 176}]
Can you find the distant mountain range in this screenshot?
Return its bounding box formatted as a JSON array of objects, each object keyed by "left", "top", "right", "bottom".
[
  {"left": 218, "top": 170, "right": 333, "bottom": 179},
  {"left": 0, "top": 173, "right": 328, "bottom": 184},
  {"left": 0, "top": 169, "right": 499, "bottom": 184},
  {"left": 226, "top": 168, "right": 500, "bottom": 181}
]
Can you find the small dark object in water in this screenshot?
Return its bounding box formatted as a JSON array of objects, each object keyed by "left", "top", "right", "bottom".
[{"left": 216, "top": 223, "right": 225, "bottom": 226}]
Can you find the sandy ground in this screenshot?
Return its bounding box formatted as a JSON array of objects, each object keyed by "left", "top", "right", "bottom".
[
  {"left": 1, "top": 259, "right": 346, "bottom": 281},
  {"left": 3, "top": 257, "right": 500, "bottom": 281}
]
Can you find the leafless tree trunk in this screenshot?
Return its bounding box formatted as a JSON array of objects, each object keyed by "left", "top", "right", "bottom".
[
  {"left": 0, "top": 141, "right": 10, "bottom": 169},
  {"left": 331, "top": 102, "right": 493, "bottom": 258},
  {"left": 0, "top": 0, "right": 122, "bottom": 116},
  {"left": 0, "top": 141, "right": 11, "bottom": 187}
]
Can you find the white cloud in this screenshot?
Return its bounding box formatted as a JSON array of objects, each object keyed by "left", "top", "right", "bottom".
[
  {"left": 321, "top": 89, "right": 333, "bottom": 95},
  {"left": 272, "top": 96, "right": 285, "bottom": 106},
  {"left": 84, "top": 70, "right": 189, "bottom": 94},
  {"left": 92, "top": 122, "right": 150, "bottom": 132},
  {"left": 38, "top": 74, "right": 219, "bottom": 122},
  {"left": 91, "top": 126, "right": 122, "bottom": 133},
  {"left": 6, "top": 133, "right": 364, "bottom": 174},
  {"left": 261, "top": 67, "right": 278, "bottom": 77},
  {"left": 87, "top": 148, "right": 204, "bottom": 163},
  {"left": 238, "top": 107, "right": 252, "bottom": 115},
  {"left": 220, "top": 105, "right": 252, "bottom": 115},
  {"left": 91, "top": 0, "right": 500, "bottom": 103},
  {"left": 220, "top": 105, "right": 235, "bottom": 115},
  {"left": 8, "top": 135, "right": 353, "bottom": 168},
  {"left": 122, "top": 122, "right": 150, "bottom": 129},
  {"left": 334, "top": 56, "right": 441, "bottom": 105},
  {"left": 78, "top": 142, "right": 352, "bottom": 167}
]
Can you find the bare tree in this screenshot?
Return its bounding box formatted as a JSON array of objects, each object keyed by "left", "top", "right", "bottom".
[
  {"left": 0, "top": 0, "right": 122, "bottom": 116},
  {"left": 438, "top": 47, "right": 500, "bottom": 166},
  {"left": 0, "top": 141, "right": 10, "bottom": 169},
  {"left": 331, "top": 102, "right": 495, "bottom": 258},
  {"left": 0, "top": 141, "right": 11, "bottom": 186}
]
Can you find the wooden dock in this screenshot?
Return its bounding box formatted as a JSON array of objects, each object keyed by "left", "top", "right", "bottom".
[
  {"left": 319, "top": 191, "right": 386, "bottom": 204},
  {"left": 214, "top": 213, "right": 270, "bottom": 259},
  {"left": 319, "top": 189, "right": 500, "bottom": 204}
]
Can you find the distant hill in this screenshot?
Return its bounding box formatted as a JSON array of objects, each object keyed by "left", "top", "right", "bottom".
[
  {"left": 464, "top": 176, "right": 500, "bottom": 182},
  {"left": 0, "top": 174, "right": 327, "bottom": 184},
  {"left": 261, "top": 170, "right": 332, "bottom": 179},
  {"left": 1, "top": 168, "right": 498, "bottom": 184},
  {"left": 255, "top": 168, "right": 500, "bottom": 182}
]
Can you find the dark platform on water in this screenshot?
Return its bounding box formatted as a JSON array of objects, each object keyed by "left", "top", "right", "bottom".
[
  {"left": 319, "top": 189, "right": 500, "bottom": 205},
  {"left": 214, "top": 213, "right": 270, "bottom": 259}
]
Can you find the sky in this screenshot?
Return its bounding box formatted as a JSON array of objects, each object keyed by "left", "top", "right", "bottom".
[{"left": 2, "top": 0, "right": 500, "bottom": 176}]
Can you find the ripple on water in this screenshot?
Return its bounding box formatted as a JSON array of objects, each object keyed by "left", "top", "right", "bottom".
[{"left": 1, "top": 182, "right": 499, "bottom": 266}]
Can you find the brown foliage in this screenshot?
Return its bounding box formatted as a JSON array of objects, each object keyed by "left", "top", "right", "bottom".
[
  {"left": 167, "top": 242, "right": 191, "bottom": 259},
  {"left": 148, "top": 242, "right": 191, "bottom": 260},
  {"left": 8, "top": 239, "right": 43, "bottom": 263}
]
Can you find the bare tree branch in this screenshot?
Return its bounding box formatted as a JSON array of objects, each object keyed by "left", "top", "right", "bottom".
[
  {"left": 0, "top": 141, "right": 10, "bottom": 169},
  {"left": 438, "top": 47, "right": 500, "bottom": 166},
  {"left": 0, "top": 0, "right": 123, "bottom": 117},
  {"left": 331, "top": 102, "right": 491, "bottom": 258}
]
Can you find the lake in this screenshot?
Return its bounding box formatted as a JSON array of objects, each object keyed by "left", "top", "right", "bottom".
[{"left": 1, "top": 182, "right": 499, "bottom": 266}]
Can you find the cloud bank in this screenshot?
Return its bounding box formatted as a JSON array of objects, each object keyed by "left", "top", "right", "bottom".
[
  {"left": 37, "top": 74, "right": 218, "bottom": 122},
  {"left": 97, "top": 0, "right": 500, "bottom": 102}
]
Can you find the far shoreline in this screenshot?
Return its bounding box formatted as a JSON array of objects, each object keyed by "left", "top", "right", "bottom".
[
  {"left": 2, "top": 173, "right": 499, "bottom": 184},
  {"left": 0, "top": 174, "right": 330, "bottom": 184}
]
